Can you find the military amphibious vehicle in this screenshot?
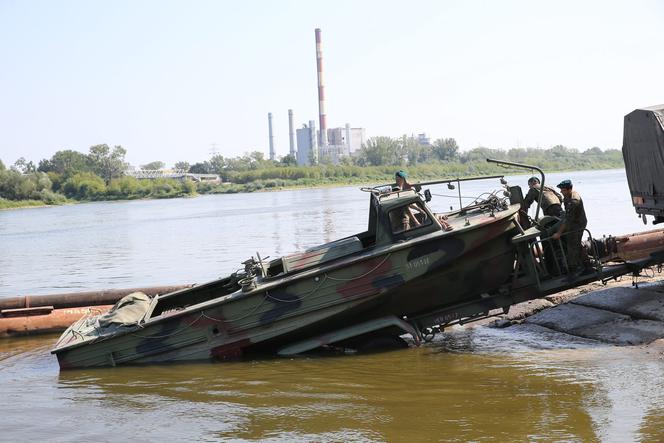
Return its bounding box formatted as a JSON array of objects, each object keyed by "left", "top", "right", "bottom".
[
  {"left": 52, "top": 172, "right": 532, "bottom": 368},
  {"left": 52, "top": 161, "right": 664, "bottom": 369}
]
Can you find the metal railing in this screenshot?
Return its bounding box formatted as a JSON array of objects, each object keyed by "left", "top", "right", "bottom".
[{"left": 526, "top": 228, "right": 600, "bottom": 287}]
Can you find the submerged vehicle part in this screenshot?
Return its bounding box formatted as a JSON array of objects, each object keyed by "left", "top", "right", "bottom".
[{"left": 622, "top": 104, "right": 664, "bottom": 224}]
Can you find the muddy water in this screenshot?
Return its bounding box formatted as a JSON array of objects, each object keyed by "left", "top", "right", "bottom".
[{"left": 1, "top": 169, "right": 664, "bottom": 441}]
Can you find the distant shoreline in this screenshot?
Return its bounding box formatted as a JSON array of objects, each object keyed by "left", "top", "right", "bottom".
[{"left": 0, "top": 166, "right": 626, "bottom": 211}]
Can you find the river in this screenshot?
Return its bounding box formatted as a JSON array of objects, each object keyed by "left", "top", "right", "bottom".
[{"left": 1, "top": 169, "right": 663, "bottom": 441}]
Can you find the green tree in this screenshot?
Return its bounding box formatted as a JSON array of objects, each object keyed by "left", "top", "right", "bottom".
[
  {"left": 0, "top": 169, "right": 53, "bottom": 200},
  {"left": 141, "top": 161, "right": 165, "bottom": 170},
  {"left": 461, "top": 146, "right": 505, "bottom": 163},
  {"left": 432, "top": 138, "right": 460, "bottom": 162},
  {"left": 583, "top": 147, "right": 603, "bottom": 156},
  {"left": 209, "top": 155, "right": 226, "bottom": 174},
  {"left": 189, "top": 161, "right": 212, "bottom": 174},
  {"left": 180, "top": 179, "right": 196, "bottom": 195},
  {"left": 38, "top": 150, "right": 90, "bottom": 176},
  {"left": 63, "top": 172, "right": 107, "bottom": 199},
  {"left": 507, "top": 147, "right": 527, "bottom": 162},
  {"left": 358, "top": 136, "right": 403, "bottom": 166},
  {"left": 88, "top": 144, "right": 127, "bottom": 184},
  {"left": 549, "top": 144, "right": 574, "bottom": 156},
  {"left": 280, "top": 154, "right": 297, "bottom": 166},
  {"left": 106, "top": 176, "right": 145, "bottom": 199},
  {"left": 401, "top": 135, "right": 424, "bottom": 166},
  {"left": 174, "top": 161, "right": 190, "bottom": 172},
  {"left": 0, "top": 158, "right": 5, "bottom": 171},
  {"left": 12, "top": 157, "right": 36, "bottom": 174}
]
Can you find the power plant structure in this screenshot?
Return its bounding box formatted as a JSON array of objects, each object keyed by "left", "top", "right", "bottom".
[
  {"left": 266, "top": 28, "right": 366, "bottom": 166},
  {"left": 315, "top": 28, "right": 328, "bottom": 148},
  {"left": 268, "top": 112, "right": 275, "bottom": 161},
  {"left": 288, "top": 109, "right": 295, "bottom": 157}
]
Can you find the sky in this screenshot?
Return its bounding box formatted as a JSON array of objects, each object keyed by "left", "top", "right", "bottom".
[{"left": 1, "top": 0, "right": 663, "bottom": 167}]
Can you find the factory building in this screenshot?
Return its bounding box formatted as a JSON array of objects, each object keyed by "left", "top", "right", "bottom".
[
  {"left": 326, "top": 125, "right": 366, "bottom": 154},
  {"left": 297, "top": 124, "right": 366, "bottom": 165},
  {"left": 296, "top": 121, "right": 318, "bottom": 166}
]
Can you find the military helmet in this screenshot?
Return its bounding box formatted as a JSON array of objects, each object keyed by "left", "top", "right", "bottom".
[
  {"left": 557, "top": 179, "right": 573, "bottom": 189},
  {"left": 527, "top": 176, "right": 540, "bottom": 185},
  {"left": 395, "top": 170, "right": 408, "bottom": 179}
]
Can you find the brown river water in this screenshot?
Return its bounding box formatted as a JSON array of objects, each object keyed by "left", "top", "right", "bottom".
[{"left": 1, "top": 169, "right": 664, "bottom": 441}]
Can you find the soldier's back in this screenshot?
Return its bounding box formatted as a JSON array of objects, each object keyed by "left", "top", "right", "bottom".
[{"left": 564, "top": 190, "right": 587, "bottom": 228}]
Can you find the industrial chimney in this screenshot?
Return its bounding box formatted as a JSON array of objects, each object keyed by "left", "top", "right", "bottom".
[
  {"left": 268, "top": 112, "right": 275, "bottom": 161},
  {"left": 288, "top": 109, "right": 295, "bottom": 157},
  {"left": 315, "top": 28, "right": 328, "bottom": 147}
]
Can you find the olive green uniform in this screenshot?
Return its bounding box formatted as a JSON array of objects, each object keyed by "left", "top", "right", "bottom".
[
  {"left": 561, "top": 190, "right": 588, "bottom": 272},
  {"left": 523, "top": 185, "right": 563, "bottom": 217}
]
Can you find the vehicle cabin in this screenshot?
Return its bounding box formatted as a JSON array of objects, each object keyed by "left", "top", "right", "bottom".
[{"left": 266, "top": 189, "right": 444, "bottom": 277}]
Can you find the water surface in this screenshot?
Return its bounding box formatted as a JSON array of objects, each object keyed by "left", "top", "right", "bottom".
[{"left": 1, "top": 169, "right": 663, "bottom": 441}]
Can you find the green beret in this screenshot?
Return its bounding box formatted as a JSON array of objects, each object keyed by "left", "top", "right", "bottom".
[
  {"left": 395, "top": 170, "right": 408, "bottom": 179},
  {"left": 557, "top": 179, "right": 572, "bottom": 189},
  {"left": 528, "top": 176, "right": 540, "bottom": 184}
]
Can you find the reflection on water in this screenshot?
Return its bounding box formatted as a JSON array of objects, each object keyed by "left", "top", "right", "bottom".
[
  {"left": 1, "top": 169, "right": 663, "bottom": 440},
  {"left": 0, "top": 326, "right": 662, "bottom": 441},
  {"left": 430, "top": 326, "right": 664, "bottom": 443}
]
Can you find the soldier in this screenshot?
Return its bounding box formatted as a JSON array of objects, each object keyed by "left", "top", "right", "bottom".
[
  {"left": 522, "top": 176, "right": 563, "bottom": 217},
  {"left": 395, "top": 170, "right": 413, "bottom": 191},
  {"left": 551, "top": 179, "right": 588, "bottom": 275},
  {"left": 393, "top": 170, "right": 453, "bottom": 232}
]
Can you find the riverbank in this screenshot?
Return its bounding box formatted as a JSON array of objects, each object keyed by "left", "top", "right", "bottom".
[
  {"left": 0, "top": 198, "right": 50, "bottom": 210},
  {"left": 0, "top": 165, "right": 626, "bottom": 211}
]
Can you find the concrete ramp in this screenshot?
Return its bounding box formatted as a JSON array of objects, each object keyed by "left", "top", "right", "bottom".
[
  {"left": 520, "top": 285, "right": 664, "bottom": 345},
  {"left": 572, "top": 287, "right": 664, "bottom": 322}
]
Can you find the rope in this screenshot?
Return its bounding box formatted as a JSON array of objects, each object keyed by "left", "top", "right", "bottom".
[
  {"left": 265, "top": 274, "right": 329, "bottom": 303},
  {"left": 202, "top": 294, "right": 268, "bottom": 323},
  {"left": 124, "top": 254, "right": 391, "bottom": 334},
  {"left": 129, "top": 313, "right": 205, "bottom": 339},
  {"left": 325, "top": 253, "right": 392, "bottom": 281}
]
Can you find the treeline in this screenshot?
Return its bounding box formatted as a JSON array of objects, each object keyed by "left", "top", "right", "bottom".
[
  {"left": 0, "top": 137, "right": 624, "bottom": 209},
  {"left": 182, "top": 137, "right": 623, "bottom": 186},
  {"left": 184, "top": 138, "right": 623, "bottom": 182},
  {"left": 0, "top": 145, "right": 196, "bottom": 209}
]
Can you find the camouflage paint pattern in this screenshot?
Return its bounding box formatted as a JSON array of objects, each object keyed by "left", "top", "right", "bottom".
[{"left": 52, "top": 187, "right": 526, "bottom": 369}]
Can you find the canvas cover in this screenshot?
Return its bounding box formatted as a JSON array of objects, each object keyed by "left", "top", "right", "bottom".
[
  {"left": 622, "top": 105, "right": 664, "bottom": 215},
  {"left": 63, "top": 292, "right": 152, "bottom": 342},
  {"left": 97, "top": 292, "right": 152, "bottom": 328},
  {"left": 622, "top": 105, "right": 664, "bottom": 197}
]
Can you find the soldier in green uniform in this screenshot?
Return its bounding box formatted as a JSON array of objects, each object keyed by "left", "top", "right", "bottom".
[
  {"left": 522, "top": 176, "right": 563, "bottom": 217},
  {"left": 552, "top": 179, "right": 588, "bottom": 275}
]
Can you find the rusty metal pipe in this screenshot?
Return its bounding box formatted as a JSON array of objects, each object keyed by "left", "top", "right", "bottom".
[
  {"left": 0, "top": 305, "right": 114, "bottom": 337},
  {"left": 587, "top": 228, "right": 664, "bottom": 262},
  {"left": 0, "top": 285, "right": 193, "bottom": 311}
]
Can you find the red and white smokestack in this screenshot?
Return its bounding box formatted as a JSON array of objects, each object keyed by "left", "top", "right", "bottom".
[
  {"left": 315, "top": 28, "right": 328, "bottom": 147},
  {"left": 288, "top": 109, "right": 295, "bottom": 157},
  {"left": 268, "top": 112, "right": 275, "bottom": 161}
]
